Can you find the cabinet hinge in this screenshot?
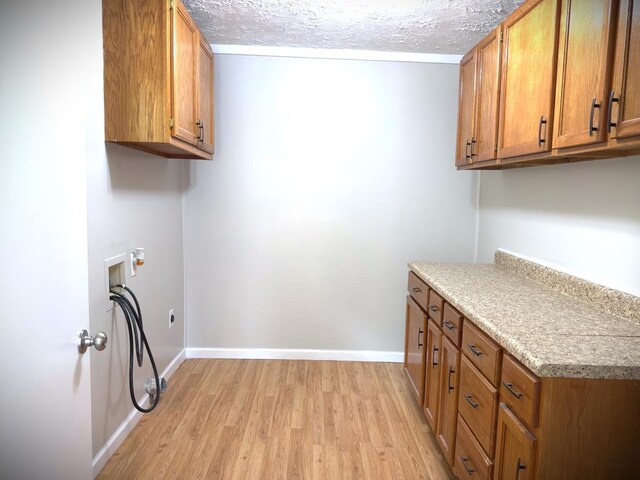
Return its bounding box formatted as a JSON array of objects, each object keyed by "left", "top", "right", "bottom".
[
  {"left": 169, "top": 117, "right": 174, "bottom": 128},
  {"left": 499, "top": 30, "right": 503, "bottom": 43},
  {"left": 494, "top": 144, "right": 498, "bottom": 152},
  {"left": 169, "top": 0, "right": 174, "bottom": 10}
]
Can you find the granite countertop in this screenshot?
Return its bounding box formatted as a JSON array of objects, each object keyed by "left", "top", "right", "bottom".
[{"left": 409, "top": 251, "right": 640, "bottom": 380}]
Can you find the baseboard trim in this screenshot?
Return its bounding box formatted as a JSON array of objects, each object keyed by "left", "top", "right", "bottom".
[
  {"left": 92, "top": 348, "right": 186, "bottom": 478},
  {"left": 186, "top": 347, "right": 403, "bottom": 363}
]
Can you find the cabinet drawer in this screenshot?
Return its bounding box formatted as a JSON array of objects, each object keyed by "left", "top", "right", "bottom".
[
  {"left": 500, "top": 354, "right": 541, "bottom": 428},
  {"left": 454, "top": 414, "right": 493, "bottom": 480},
  {"left": 462, "top": 321, "right": 502, "bottom": 386},
  {"left": 407, "top": 271, "right": 429, "bottom": 311},
  {"left": 428, "top": 290, "right": 444, "bottom": 325},
  {"left": 443, "top": 303, "right": 463, "bottom": 347},
  {"left": 458, "top": 355, "right": 499, "bottom": 458}
]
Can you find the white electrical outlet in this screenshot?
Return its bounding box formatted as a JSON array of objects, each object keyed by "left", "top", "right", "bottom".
[{"left": 169, "top": 308, "right": 175, "bottom": 328}]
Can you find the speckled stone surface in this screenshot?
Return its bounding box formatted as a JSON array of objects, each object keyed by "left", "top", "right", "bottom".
[
  {"left": 495, "top": 250, "right": 640, "bottom": 324},
  {"left": 408, "top": 254, "right": 640, "bottom": 380}
]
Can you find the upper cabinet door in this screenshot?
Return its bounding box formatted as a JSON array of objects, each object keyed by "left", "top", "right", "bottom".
[
  {"left": 498, "top": 0, "right": 560, "bottom": 159},
  {"left": 197, "top": 35, "right": 215, "bottom": 154},
  {"left": 553, "top": 0, "right": 617, "bottom": 149},
  {"left": 609, "top": 0, "right": 640, "bottom": 141},
  {"left": 456, "top": 50, "right": 477, "bottom": 167},
  {"left": 474, "top": 26, "right": 503, "bottom": 163},
  {"left": 172, "top": 0, "right": 199, "bottom": 145}
]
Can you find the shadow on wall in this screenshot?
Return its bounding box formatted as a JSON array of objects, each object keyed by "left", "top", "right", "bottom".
[
  {"left": 105, "top": 143, "right": 191, "bottom": 192},
  {"left": 480, "top": 155, "right": 640, "bottom": 223}
]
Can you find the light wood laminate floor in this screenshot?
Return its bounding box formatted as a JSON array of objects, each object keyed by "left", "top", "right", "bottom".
[{"left": 98, "top": 359, "right": 453, "bottom": 479}]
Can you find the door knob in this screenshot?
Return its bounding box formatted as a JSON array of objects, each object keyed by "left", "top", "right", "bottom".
[{"left": 78, "top": 329, "right": 108, "bottom": 354}]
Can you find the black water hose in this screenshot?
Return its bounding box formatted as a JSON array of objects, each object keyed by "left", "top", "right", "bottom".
[{"left": 109, "top": 284, "right": 161, "bottom": 413}]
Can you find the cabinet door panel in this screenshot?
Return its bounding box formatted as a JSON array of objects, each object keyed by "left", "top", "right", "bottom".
[
  {"left": 474, "top": 27, "right": 502, "bottom": 163},
  {"left": 610, "top": 0, "right": 640, "bottom": 140},
  {"left": 436, "top": 337, "right": 461, "bottom": 466},
  {"left": 423, "top": 320, "right": 442, "bottom": 430},
  {"left": 172, "top": 0, "right": 198, "bottom": 145},
  {"left": 456, "top": 50, "right": 477, "bottom": 167},
  {"left": 498, "top": 0, "right": 560, "bottom": 159},
  {"left": 553, "top": 0, "right": 616, "bottom": 149},
  {"left": 404, "top": 296, "right": 427, "bottom": 404},
  {"left": 197, "top": 35, "right": 214, "bottom": 153},
  {"left": 494, "top": 404, "right": 537, "bottom": 480}
]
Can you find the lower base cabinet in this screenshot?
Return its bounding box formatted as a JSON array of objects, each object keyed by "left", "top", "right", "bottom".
[
  {"left": 423, "top": 319, "right": 442, "bottom": 429},
  {"left": 454, "top": 415, "right": 493, "bottom": 479},
  {"left": 405, "top": 270, "right": 640, "bottom": 479},
  {"left": 435, "top": 337, "right": 461, "bottom": 465},
  {"left": 494, "top": 404, "right": 536, "bottom": 480}
]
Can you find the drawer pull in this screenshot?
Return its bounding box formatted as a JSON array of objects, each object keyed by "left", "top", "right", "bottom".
[
  {"left": 460, "top": 456, "right": 475, "bottom": 475},
  {"left": 418, "top": 328, "right": 424, "bottom": 348},
  {"left": 444, "top": 320, "right": 455, "bottom": 330},
  {"left": 463, "top": 393, "right": 479, "bottom": 409},
  {"left": 448, "top": 367, "right": 455, "bottom": 392},
  {"left": 412, "top": 287, "right": 422, "bottom": 293},
  {"left": 467, "top": 344, "right": 482, "bottom": 357},
  {"left": 432, "top": 345, "right": 439, "bottom": 367},
  {"left": 515, "top": 457, "right": 526, "bottom": 479},
  {"left": 503, "top": 381, "right": 523, "bottom": 399},
  {"left": 429, "top": 305, "right": 439, "bottom": 313}
]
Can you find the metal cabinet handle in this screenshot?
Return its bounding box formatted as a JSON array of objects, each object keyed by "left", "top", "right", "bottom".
[
  {"left": 429, "top": 305, "right": 439, "bottom": 313},
  {"left": 432, "top": 345, "right": 439, "bottom": 366},
  {"left": 465, "top": 140, "right": 471, "bottom": 160},
  {"left": 515, "top": 457, "right": 526, "bottom": 480},
  {"left": 444, "top": 320, "right": 455, "bottom": 331},
  {"left": 467, "top": 344, "right": 482, "bottom": 357},
  {"left": 589, "top": 97, "right": 601, "bottom": 137},
  {"left": 418, "top": 328, "right": 424, "bottom": 349},
  {"left": 412, "top": 287, "right": 422, "bottom": 293},
  {"left": 607, "top": 90, "right": 619, "bottom": 133},
  {"left": 460, "top": 456, "right": 475, "bottom": 475},
  {"left": 537, "top": 115, "right": 547, "bottom": 147},
  {"left": 470, "top": 138, "right": 477, "bottom": 157},
  {"left": 503, "top": 381, "right": 523, "bottom": 399},
  {"left": 448, "top": 367, "right": 455, "bottom": 392},
  {"left": 464, "top": 393, "right": 479, "bottom": 409}
]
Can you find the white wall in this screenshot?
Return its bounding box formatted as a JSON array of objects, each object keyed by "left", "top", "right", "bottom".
[
  {"left": 47, "top": 0, "right": 187, "bottom": 461},
  {"left": 184, "top": 54, "right": 479, "bottom": 352},
  {"left": 87, "top": 146, "right": 186, "bottom": 457},
  {"left": 477, "top": 156, "right": 640, "bottom": 296}
]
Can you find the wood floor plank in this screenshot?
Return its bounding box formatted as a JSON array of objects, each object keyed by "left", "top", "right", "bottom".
[{"left": 97, "top": 359, "right": 454, "bottom": 480}]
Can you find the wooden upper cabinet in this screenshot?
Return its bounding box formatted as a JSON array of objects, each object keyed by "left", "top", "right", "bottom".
[
  {"left": 197, "top": 34, "right": 215, "bottom": 154},
  {"left": 473, "top": 26, "right": 503, "bottom": 163},
  {"left": 553, "top": 0, "right": 617, "bottom": 149},
  {"left": 456, "top": 50, "right": 477, "bottom": 167},
  {"left": 497, "top": 0, "right": 560, "bottom": 159},
  {"left": 609, "top": 0, "right": 640, "bottom": 144},
  {"left": 102, "top": 0, "right": 213, "bottom": 160},
  {"left": 172, "top": 0, "right": 199, "bottom": 146}
]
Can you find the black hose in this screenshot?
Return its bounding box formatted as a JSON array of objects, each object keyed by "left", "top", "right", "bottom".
[{"left": 109, "top": 285, "right": 161, "bottom": 413}]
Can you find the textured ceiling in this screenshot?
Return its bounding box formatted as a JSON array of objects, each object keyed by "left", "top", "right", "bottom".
[{"left": 183, "top": 0, "right": 525, "bottom": 55}]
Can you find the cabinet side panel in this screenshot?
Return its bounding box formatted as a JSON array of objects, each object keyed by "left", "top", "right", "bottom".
[
  {"left": 537, "top": 378, "right": 640, "bottom": 479},
  {"left": 103, "top": 0, "right": 166, "bottom": 142}
]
